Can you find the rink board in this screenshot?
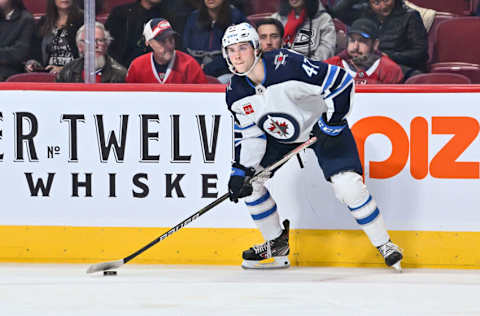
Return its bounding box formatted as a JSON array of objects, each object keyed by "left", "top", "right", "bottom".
[{"left": 0, "top": 83, "right": 479, "bottom": 268}]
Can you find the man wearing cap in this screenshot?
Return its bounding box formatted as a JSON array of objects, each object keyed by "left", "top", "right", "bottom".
[
  {"left": 126, "top": 18, "right": 207, "bottom": 84},
  {"left": 325, "top": 18, "right": 403, "bottom": 84}
]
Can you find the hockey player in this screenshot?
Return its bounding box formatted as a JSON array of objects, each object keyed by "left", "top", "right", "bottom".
[{"left": 222, "top": 22, "right": 403, "bottom": 270}]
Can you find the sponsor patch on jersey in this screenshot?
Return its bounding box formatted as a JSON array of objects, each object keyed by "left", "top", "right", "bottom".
[
  {"left": 274, "top": 51, "right": 288, "bottom": 70},
  {"left": 259, "top": 113, "right": 300, "bottom": 142},
  {"left": 243, "top": 104, "right": 254, "bottom": 115}
]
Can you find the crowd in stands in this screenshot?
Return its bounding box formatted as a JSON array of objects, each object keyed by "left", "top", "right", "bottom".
[{"left": 1, "top": 0, "right": 479, "bottom": 84}]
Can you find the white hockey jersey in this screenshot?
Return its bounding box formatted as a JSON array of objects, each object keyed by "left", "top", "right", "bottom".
[{"left": 226, "top": 49, "right": 354, "bottom": 168}]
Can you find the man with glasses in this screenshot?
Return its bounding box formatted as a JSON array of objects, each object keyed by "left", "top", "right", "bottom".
[
  {"left": 331, "top": 0, "right": 428, "bottom": 80},
  {"left": 56, "top": 22, "right": 127, "bottom": 83}
]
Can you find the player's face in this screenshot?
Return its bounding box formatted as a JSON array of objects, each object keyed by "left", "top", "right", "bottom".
[
  {"left": 148, "top": 36, "right": 175, "bottom": 65},
  {"left": 226, "top": 42, "right": 255, "bottom": 73},
  {"left": 258, "top": 24, "right": 282, "bottom": 52},
  {"left": 289, "top": 0, "right": 304, "bottom": 9},
  {"left": 369, "top": 0, "right": 395, "bottom": 18},
  {"left": 204, "top": 0, "right": 223, "bottom": 9},
  {"left": 347, "top": 33, "right": 373, "bottom": 60}
]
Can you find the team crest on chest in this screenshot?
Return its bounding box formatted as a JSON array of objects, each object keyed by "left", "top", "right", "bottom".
[
  {"left": 258, "top": 113, "right": 300, "bottom": 142},
  {"left": 274, "top": 51, "right": 288, "bottom": 70}
]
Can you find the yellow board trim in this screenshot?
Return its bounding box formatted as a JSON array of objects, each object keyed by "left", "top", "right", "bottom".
[{"left": 1, "top": 226, "right": 479, "bottom": 269}]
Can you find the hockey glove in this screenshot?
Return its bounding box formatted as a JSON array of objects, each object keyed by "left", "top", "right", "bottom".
[
  {"left": 312, "top": 113, "right": 347, "bottom": 149},
  {"left": 228, "top": 163, "right": 255, "bottom": 203}
]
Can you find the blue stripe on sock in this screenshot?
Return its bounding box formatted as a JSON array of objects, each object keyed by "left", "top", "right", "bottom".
[
  {"left": 356, "top": 208, "right": 380, "bottom": 225},
  {"left": 245, "top": 191, "right": 270, "bottom": 206},
  {"left": 251, "top": 205, "right": 277, "bottom": 221},
  {"left": 348, "top": 195, "right": 372, "bottom": 211}
]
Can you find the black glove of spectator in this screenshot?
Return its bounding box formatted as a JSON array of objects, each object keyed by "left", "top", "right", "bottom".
[{"left": 228, "top": 163, "right": 255, "bottom": 203}]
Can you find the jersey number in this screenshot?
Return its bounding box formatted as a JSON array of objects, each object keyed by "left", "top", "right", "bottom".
[{"left": 302, "top": 58, "right": 319, "bottom": 77}]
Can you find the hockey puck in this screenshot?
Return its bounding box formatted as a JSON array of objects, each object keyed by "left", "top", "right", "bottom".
[{"left": 103, "top": 270, "right": 117, "bottom": 276}]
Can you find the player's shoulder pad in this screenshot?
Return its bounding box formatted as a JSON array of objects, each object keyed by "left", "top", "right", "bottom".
[
  {"left": 225, "top": 75, "right": 252, "bottom": 110},
  {"left": 263, "top": 49, "right": 329, "bottom": 86}
]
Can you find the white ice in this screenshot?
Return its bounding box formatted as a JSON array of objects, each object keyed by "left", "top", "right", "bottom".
[{"left": 0, "top": 264, "right": 479, "bottom": 316}]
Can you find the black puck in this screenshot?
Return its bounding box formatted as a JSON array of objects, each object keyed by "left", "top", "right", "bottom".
[{"left": 103, "top": 270, "right": 117, "bottom": 276}]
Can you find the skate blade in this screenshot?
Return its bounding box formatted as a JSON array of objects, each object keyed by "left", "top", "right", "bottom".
[
  {"left": 242, "top": 256, "right": 290, "bottom": 270},
  {"left": 391, "top": 262, "right": 403, "bottom": 273}
]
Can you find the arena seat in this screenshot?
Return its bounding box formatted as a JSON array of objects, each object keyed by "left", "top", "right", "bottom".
[
  {"left": 430, "top": 17, "right": 480, "bottom": 65},
  {"left": 429, "top": 62, "right": 480, "bottom": 83},
  {"left": 426, "top": 13, "right": 458, "bottom": 64},
  {"left": 247, "top": 13, "right": 274, "bottom": 27},
  {"left": 408, "top": 0, "right": 474, "bottom": 16},
  {"left": 205, "top": 75, "right": 221, "bottom": 84},
  {"left": 24, "top": 0, "right": 46, "bottom": 14},
  {"left": 6, "top": 72, "right": 56, "bottom": 82},
  {"left": 249, "top": 0, "right": 281, "bottom": 14},
  {"left": 404, "top": 72, "right": 471, "bottom": 84}
]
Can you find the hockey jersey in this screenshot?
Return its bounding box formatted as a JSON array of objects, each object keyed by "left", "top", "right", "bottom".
[
  {"left": 126, "top": 50, "right": 207, "bottom": 84},
  {"left": 226, "top": 48, "right": 354, "bottom": 168},
  {"left": 325, "top": 53, "right": 404, "bottom": 85}
]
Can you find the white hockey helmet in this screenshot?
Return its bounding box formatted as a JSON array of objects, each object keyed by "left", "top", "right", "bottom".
[{"left": 222, "top": 22, "right": 261, "bottom": 76}]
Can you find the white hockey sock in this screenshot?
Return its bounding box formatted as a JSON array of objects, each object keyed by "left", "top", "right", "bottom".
[
  {"left": 244, "top": 185, "right": 282, "bottom": 241},
  {"left": 348, "top": 195, "right": 390, "bottom": 247}
]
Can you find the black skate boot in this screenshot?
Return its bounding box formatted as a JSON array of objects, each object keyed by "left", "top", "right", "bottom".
[
  {"left": 241, "top": 219, "right": 290, "bottom": 269},
  {"left": 377, "top": 240, "right": 403, "bottom": 272}
]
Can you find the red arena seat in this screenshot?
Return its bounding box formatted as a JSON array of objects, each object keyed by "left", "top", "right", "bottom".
[
  {"left": 430, "top": 17, "right": 480, "bottom": 65},
  {"left": 6, "top": 72, "right": 56, "bottom": 82},
  {"left": 24, "top": 0, "right": 46, "bottom": 14},
  {"left": 205, "top": 75, "right": 221, "bottom": 84},
  {"left": 426, "top": 12, "right": 458, "bottom": 64},
  {"left": 404, "top": 72, "right": 472, "bottom": 84},
  {"left": 430, "top": 62, "right": 480, "bottom": 83},
  {"left": 408, "top": 0, "right": 474, "bottom": 16},
  {"left": 249, "top": 0, "right": 281, "bottom": 14}
]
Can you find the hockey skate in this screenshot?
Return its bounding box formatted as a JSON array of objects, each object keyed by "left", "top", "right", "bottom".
[
  {"left": 377, "top": 240, "right": 403, "bottom": 272},
  {"left": 242, "top": 219, "right": 290, "bottom": 269}
]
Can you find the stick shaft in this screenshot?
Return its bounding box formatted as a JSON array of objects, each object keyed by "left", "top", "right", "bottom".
[{"left": 120, "top": 136, "right": 317, "bottom": 264}]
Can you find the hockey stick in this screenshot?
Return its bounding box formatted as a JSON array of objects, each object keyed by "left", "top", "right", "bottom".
[{"left": 86, "top": 136, "right": 317, "bottom": 273}]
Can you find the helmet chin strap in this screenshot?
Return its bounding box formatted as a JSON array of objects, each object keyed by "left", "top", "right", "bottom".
[{"left": 229, "top": 50, "right": 261, "bottom": 77}]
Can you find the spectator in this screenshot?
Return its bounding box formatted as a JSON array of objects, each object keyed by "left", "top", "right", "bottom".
[
  {"left": 105, "top": 0, "right": 177, "bottom": 68},
  {"left": 272, "top": 0, "right": 336, "bottom": 60},
  {"left": 325, "top": 18, "right": 403, "bottom": 84},
  {"left": 331, "top": 0, "right": 428, "bottom": 78},
  {"left": 126, "top": 18, "right": 207, "bottom": 84},
  {"left": 0, "top": 0, "right": 34, "bottom": 81},
  {"left": 56, "top": 22, "right": 127, "bottom": 83},
  {"left": 183, "top": 0, "right": 246, "bottom": 82},
  {"left": 476, "top": 2, "right": 480, "bottom": 16},
  {"left": 256, "top": 18, "right": 284, "bottom": 52},
  {"left": 26, "top": 0, "right": 83, "bottom": 75}
]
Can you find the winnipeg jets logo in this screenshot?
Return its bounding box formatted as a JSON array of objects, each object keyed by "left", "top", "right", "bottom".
[
  {"left": 259, "top": 113, "right": 299, "bottom": 142},
  {"left": 274, "top": 51, "right": 288, "bottom": 70}
]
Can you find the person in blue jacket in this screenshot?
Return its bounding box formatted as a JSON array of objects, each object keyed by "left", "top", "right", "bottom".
[{"left": 183, "top": 0, "right": 246, "bottom": 82}]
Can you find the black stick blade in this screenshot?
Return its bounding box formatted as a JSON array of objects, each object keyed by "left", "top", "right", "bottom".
[{"left": 86, "top": 259, "right": 124, "bottom": 274}]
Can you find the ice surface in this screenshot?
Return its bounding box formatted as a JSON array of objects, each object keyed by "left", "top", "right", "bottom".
[{"left": 0, "top": 264, "right": 479, "bottom": 316}]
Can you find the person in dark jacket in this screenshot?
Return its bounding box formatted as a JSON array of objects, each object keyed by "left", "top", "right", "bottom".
[
  {"left": 105, "top": 0, "right": 177, "bottom": 68},
  {"left": 331, "top": 0, "right": 428, "bottom": 78},
  {"left": 183, "top": 0, "right": 246, "bottom": 82},
  {"left": 25, "top": 0, "right": 83, "bottom": 75},
  {"left": 56, "top": 22, "right": 127, "bottom": 83},
  {"left": 0, "top": 0, "right": 34, "bottom": 81}
]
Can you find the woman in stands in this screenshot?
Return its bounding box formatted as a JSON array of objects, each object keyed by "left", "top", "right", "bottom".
[
  {"left": 272, "top": 0, "right": 336, "bottom": 60},
  {"left": 183, "top": 0, "right": 246, "bottom": 83},
  {"left": 0, "top": 0, "right": 34, "bottom": 81},
  {"left": 26, "top": 0, "right": 83, "bottom": 75}
]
